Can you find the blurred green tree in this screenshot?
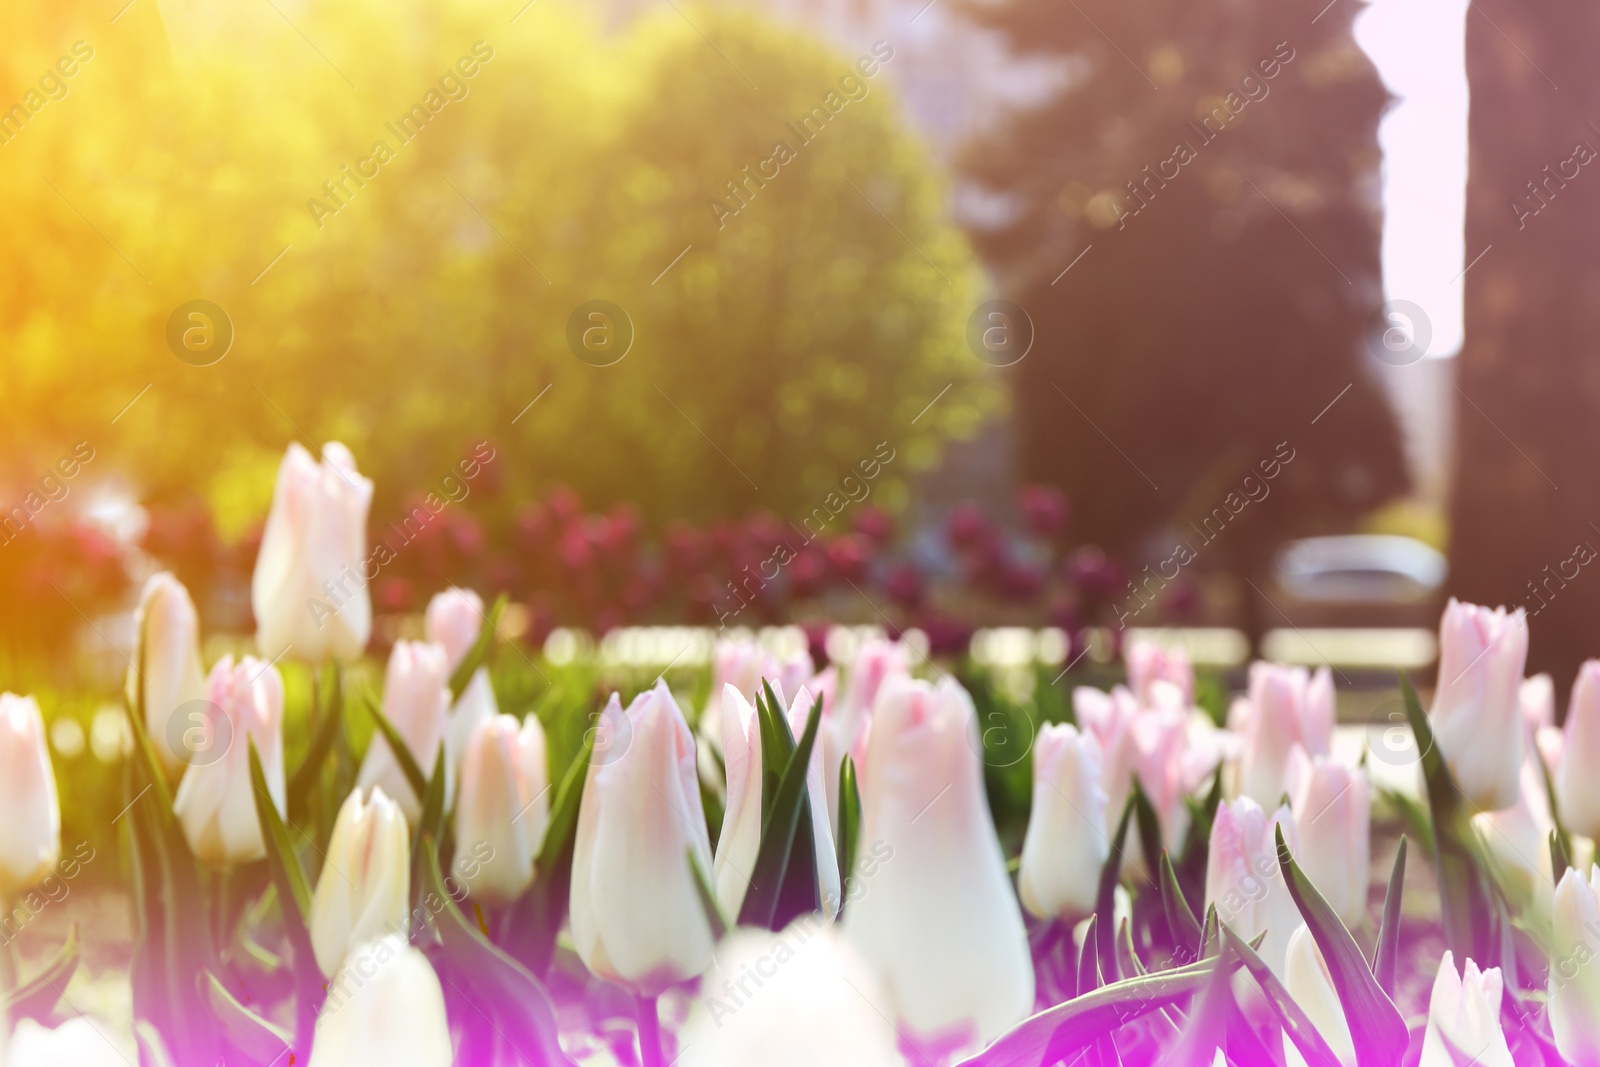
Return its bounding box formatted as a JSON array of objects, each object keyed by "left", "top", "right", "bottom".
[
  {"left": 0, "top": 0, "right": 995, "bottom": 538},
  {"left": 958, "top": 0, "right": 1408, "bottom": 640}
]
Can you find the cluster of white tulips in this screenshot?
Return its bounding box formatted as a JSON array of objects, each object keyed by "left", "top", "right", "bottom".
[{"left": 7, "top": 439, "right": 1600, "bottom": 1065}]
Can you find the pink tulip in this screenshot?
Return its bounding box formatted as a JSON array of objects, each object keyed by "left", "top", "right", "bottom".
[
  {"left": 129, "top": 572, "right": 207, "bottom": 774},
  {"left": 1285, "top": 747, "right": 1369, "bottom": 929},
  {"left": 1126, "top": 639, "right": 1194, "bottom": 707},
  {"left": 1550, "top": 865, "right": 1600, "bottom": 1066},
  {"left": 1019, "top": 724, "right": 1107, "bottom": 919},
  {"left": 0, "top": 695, "right": 60, "bottom": 895},
  {"left": 1234, "top": 662, "right": 1334, "bottom": 805},
  {"left": 844, "top": 676, "right": 1033, "bottom": 1048},
  {"left": 715, "top": 684, "right": 839, "bottom": 919},
  {"left": 423, "top": 587, "right": 484, "bottom": 673},
  {"left": 1420, "top": 952, "right": 1513, "bottom": 1067},
  {"left": 1204, "top": 797, "right": 1302, "bottom": 977},
  {"left": 570, "top": 683, "right": 715, "bottom": 995},
  {"left": 252, "top": 441, "right": 373, "bottom": 664},
  {"left": 823, "top": 638, "right": 910, "bottom": 822},
  {"left": 172, "top": 657, "right": 286, "bottom": 867},
  {"left": 1559, "top": 661, "right": 1600, "bottom": 839},
  {"left": 1429, "top": 599, "right": 1527, "bottom": 811},
  {"left": 453, "top": 714, "right": 549, "bottom": 903},
  {"left": 358, "top": 641, "right": 451, "bottom": 822}
]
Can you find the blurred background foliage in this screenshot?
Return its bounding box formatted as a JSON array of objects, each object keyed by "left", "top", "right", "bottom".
[{"left": 0, "top": 0, "right": 995, "bottom": 534}]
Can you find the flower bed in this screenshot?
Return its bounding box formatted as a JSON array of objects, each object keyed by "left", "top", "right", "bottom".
[{"left": 0, "top": 442, "right": 1589, "bottom": 1066}]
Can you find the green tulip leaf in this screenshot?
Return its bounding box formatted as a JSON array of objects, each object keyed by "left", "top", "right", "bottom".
[
  {"left": 1221, "top": 923, "right": 1344, "bottom": 1067},
  {"left": 2, "top": 923, "right": 80, "bottom": 1021},
  {"left": 411, "top": 745, "right": 450, "bottom": 913},
  {"left": 287, "top": 663, "right": 345, "bottom": 805},
  {"left": 1400, "top": 672, "right": 1494, "bottom": 963},
  {"left": 958, "top": 955, "right": 1235, "bottom": 1067},
  {"left": 447, "top": 593, "right": 507, "bottom": 703},
  {"left": 687, "top": 847, "right": 730, "bottom": 941},
  {"left": 1275, "top": 824, "right": 1409, "bottom": 1067},
  {"left": 201, "top": 969, "right": 293, "bottom": 1063},
  {"left": 738, "top": 689, "right": 824, "bottom": 931},
  {"left": 1371, "top": 836, "right": 1407, "bottom": 995},
  {"left": 420, "top": 836, "right": 575, "bottom": 1067},
  {"left": 835, "top": 755, "right": 862, "bottom": 916},
  {"left": 1094, "top": 793, "right": 1136, "bottom": 966},
  {"left": 360, "top": 687, "right": 431, "bottom": 804},
  {"left": 1160, "top": 849, "right": 1203, "bottom": 962}
]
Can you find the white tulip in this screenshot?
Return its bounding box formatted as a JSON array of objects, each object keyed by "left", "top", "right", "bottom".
[
  {"left": 357, "top": 641, "right": 451, "bottom": 822},
  {"left": 9, "top": 1017, "right": 135, "bottom": 1067},
  {"left": 1204, "top": 797, "right": 1302, "bottom": 977},
  {"left": 1283, "top": 925, "right": 1355, "bottom": 1067},
  {"left": 309, "top": 787, "right": 410, "bottom": 977},
  {"left": 713, "top": 684, "right": 840, "bottom": 920},
  {"left": 1019, "top": 723, "right": 1107, "bottom": 920},
  {"left": 1559, "top": 661, "right": 1600, "bottom": 839},
  {"left": 1549, "top": 864, "right": 1600, "bottom": 1066},
  {"left": 1429, "top": 599, "right": 1527, "bottom": 811},
  {"left": 252, "top": 441, "right": 373, "bottom": 664},
  {"left": 172, "top": 657, "right": 286, "bottom": 868},
  {"left": 1126, "top": 639, "right": 1194, "bottom": 707},
  {"left": 424, "top": 587, "right": 484, "bottom": 672},
  {"left": 844, "top": 676, "right": 1033, "bottom": 1049},
  {"left": 453, "top": 714, "right": 549, "bottom": 903},
  {"left": 823, "top": 638, "right": 910, "bottom": 823},
  {"left": 570, "top": 683, "right": 715, "bottom": 995},
  {"left": 1234, "top": 662, "right": 1334, "bottom": 805},
  {"left": 128, "top": 572, "right": 207, "bottom": 774},
  {"left": 1419, "top": 951, "right": 1513, "bottom": 1067},
  {"left": 311, "top": 934, "right": 452, "bottom": 1067},
  {"left": 0, "top": 694, "right": 59, "bottom": 896},
  {"left": 680, "top": 922, "right": 901, "bottom": 1067},
  {"left": 1285, "top": 747, "right": 1370, "bottom": 929}
]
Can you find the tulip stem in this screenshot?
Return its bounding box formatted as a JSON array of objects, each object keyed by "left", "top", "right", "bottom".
[{"left": 636, "top": 993, "right": 665, "bottom": 1067}]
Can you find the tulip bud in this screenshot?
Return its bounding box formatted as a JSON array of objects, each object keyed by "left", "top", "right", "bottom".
[
  {"left": 424, "top": 587, "right": 484, "bottom": 673},
  {"left": 1234, "top": 663, "right": 1334, "bottom": 805},
  {"left": 309, "top": 786, "right": 409, "bottom": 977},
  {"left": 700, "top": 639, "right": 811, "bottom": 760},
  {"left": 823, "top": 639, "right": 909, "bottom": 824},
  {"left": 453, "top": 714, "right": 549, "bottom": 903},
  {"left": 1285, "top": 747, "right": 1370, "bottom": 929},
  {"left": 310, "top": 934, "right": 452, "bottom": 1067},
  {"left": 0, "top": 695, "right": 60, "bottom": 896},
  {"left": 844, "top": 676, "right": 1033, "bottom": 1049},
  {"left": 172, "top": 657, "right": 287, "bottom": 867},
  {"left": 252, "top": 441, "right": 374, "bottom": 665},
  {"left": 1019, "top": 723, "right": 1107, "bottom": 919},
  {"left": 1126, "top": 639, "right": 1194, "bottom": 707},
  {"left": 1474, "top": 756, "right": 1555, "bottom": 929},
  {"left": 1074, "top": 685, "right": 1193, "bottom": 866},
  {"left": 446, "top": 667, "right": 497, "bottom": 788},
  {"left": 1204, "top": 797, "right": 1302, "bottom": 977},
  {"left": 679, "top": 922, "right": 901, "bottom": 1067},
  {"left": 1283, "top": 925, "right": 1355, "bottom": 1067},
  {"left": 128, "top": 573, "right": 207, "bottom": 774},
  {"left": 714, "top": 684, "right": 840, "bottom": 919},
  {"left": 570, "top": 683, "right": 716, "bottom": 995},
  {"left": 1429, "top": 599, "right": 1527, "bottom": 811},
  {"left": 357, "top": 641, "right": 451, "bottom": 822},
  {"left": 1522, "top": 673, "right": 1556, "bottom": 734},
  {"left": 1550, "top": 865, "right": 1600, "bottom": 1065},
  {"left": 9, "top": 1017, "right": 135, "bottom": 1067},
  {"left": 1559, "top": 661, "right": 1600, "bottom": 839},
  {"left": 1420, "top": 951, "right": 1513, "bottom": 1067}
]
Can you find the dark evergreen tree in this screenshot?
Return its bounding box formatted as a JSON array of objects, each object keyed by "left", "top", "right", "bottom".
[
  {"left": 1451, "top": 0, "right": 1600, "bottom": 695},
  {"left": 959, "top": 0, "right": 1409, "bottom": 642}
]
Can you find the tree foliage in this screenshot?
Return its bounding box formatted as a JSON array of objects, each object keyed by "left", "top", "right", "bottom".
[
  {"left": 958, "top": 0, "right": 1408, "bottom": 615},
  {"left": 0, "top": 0, "right": 995, "bottom": 532}
]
